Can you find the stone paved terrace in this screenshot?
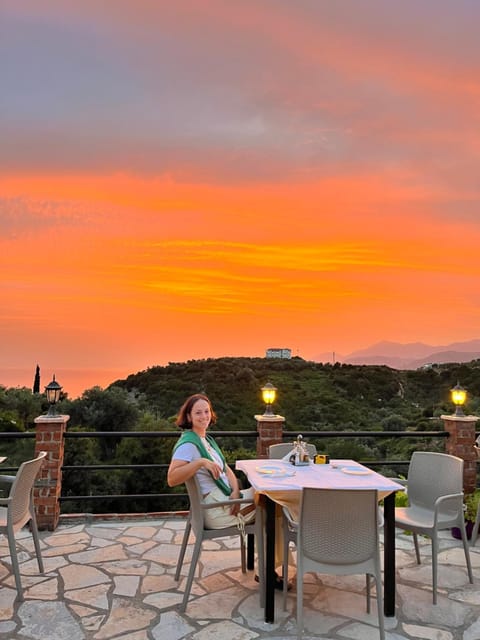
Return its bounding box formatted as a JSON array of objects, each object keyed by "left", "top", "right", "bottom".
[{"left": 1, "top": 516, "right": 480, "bottom": 640}]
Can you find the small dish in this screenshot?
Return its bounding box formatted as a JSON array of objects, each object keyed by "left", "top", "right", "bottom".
[
  {"left": 341, "top": 465, "right": 372, "bottom": 476},
  {"left": 256, "top": 464, "right": 296, "bottom": 478}
]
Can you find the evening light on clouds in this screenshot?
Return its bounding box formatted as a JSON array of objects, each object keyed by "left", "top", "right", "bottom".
[{"left": 1, "top": 1, "right": 479, "bottom": 397}]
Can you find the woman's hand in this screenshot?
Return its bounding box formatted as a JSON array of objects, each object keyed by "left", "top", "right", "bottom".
[
  {"left": 203, "top": 458, "right": 222, "bottom": 479},
  {"left": 167, "top": 457, "right": 221, "bottom": 487},
  {"left": 229, "top": 488, "right": 241, "bottom": 515},
  {"left": 225, "top": 465, "right": 241, "bottom": 514}
]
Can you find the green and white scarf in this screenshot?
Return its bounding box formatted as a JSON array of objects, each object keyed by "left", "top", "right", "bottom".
[{"left": 173, "top": 431, "right": 232, "bottom": 496}]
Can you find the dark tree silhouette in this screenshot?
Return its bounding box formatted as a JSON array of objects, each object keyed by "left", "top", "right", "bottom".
[{"left": 33, "top": 364, "right": 40, "bottom": 394}]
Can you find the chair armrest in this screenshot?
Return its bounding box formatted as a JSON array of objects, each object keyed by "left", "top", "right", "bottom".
[
  {"left": 0, "top": 475, "right": 15, "bottom": 484},
  {"left": 201, "top": 497, "right": 255, "bottom": 511},
  {"left": 433, "top": 492, "right": 464, "bottom": 524},
  {"left": 0, "top": 497, "right": 11, "bottom": 506},
  {"left": 434, "top": 492, "right": 463, "bottom": 507}
]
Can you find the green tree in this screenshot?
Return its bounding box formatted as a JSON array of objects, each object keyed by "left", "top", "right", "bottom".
[
  {"left": 381, "top": 414, "right": 409, "bottom": 432},
  {"left": 3, "top": 387, "right": 43, "bottom": 431},
  {"left": 63, "top": 386, "right": 139, "bottom": 459}
]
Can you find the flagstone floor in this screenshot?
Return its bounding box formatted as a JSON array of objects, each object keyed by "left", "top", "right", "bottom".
[{"left": 1, "top": 516, "right": 480, "bottom": 640}]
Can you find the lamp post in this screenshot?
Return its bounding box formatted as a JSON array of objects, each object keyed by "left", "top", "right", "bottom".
[
  {"left": 261, "top": 382, "right": 277, "bottom": 416},
  {"left": 45, "top": 375, "right": 63, "bottom": 417},
  {"left": 256, "top": 382, "right": 284, "bottom": 458},
  {"left": 451, "top": 381, "right": 467, "bottom": 417},
  {"left": 441, "top": 382, "right": 477, "bottom": 495}
]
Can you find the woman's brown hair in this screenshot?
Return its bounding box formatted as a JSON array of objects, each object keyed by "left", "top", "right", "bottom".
[{"left": 175, "top": 393, "right": 217, "bottom": 429}]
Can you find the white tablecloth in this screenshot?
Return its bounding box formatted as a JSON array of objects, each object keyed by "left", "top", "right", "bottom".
[
  {"left": 237, "top": 458, "right": 403, "bottom": 491},
  {"left": 236, "top": 458, "right": 405, "bottom": 519}
]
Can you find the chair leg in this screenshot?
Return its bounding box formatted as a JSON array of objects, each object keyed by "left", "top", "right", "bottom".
[
  {"left": 413, "top": 532, "right": 421, "bottom": 564},
  {"left": 180, "top": 537, "right": 202, "bottom": 612},
  {"left": 175, "top": 515, "right": 191, "bottom": 581},
  {"left": 283, "top": 515, "right": 289, "bottom": 611},
  {"left": 30, "top": 513, "right": 44, "bottom": 574},
  {"left": 296, "top": 568, "right": 304, "bottom": 640},
  {"left": 366, "top": 574, "right": 371, "bottom": 614},
  {"left": 6, "top": 528, "right": 23, "bottom": 601},
  {"left": 255, "top": 508, "right": 266, "bottom": 609},
  {"left": 374, "top": 572, "right": 385, "bottom": 640},
  {"left": 459, "top": 520, "right": 474, "bottom": 584},
  {"left": 470, "top": 515, "right": 480, "bottom": 547},
  {"left": 431, "top": 535, "right": 438, "bottom": 604}
]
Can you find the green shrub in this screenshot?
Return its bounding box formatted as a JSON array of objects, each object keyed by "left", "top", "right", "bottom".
[
  {"left": 395, "top": 491, "right": 408, "bottom": 507},
  {"left": 464, "top": 489, "right": 480, "bottom": 523}
]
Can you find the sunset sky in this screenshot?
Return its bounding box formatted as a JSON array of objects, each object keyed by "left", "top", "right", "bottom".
[{"left": 1, "top": 1, "right": 480, "bottom": 398}]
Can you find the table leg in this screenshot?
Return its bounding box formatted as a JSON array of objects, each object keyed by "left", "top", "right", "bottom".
[
  {"left": 247, "top": 533, "right": 254, "bottom": 570},
  {"left": 265, "top": 495, "right": 276, "bottom": 623},
  {"left": 383, "top": 491, "right": 396, "bottom": 616}
]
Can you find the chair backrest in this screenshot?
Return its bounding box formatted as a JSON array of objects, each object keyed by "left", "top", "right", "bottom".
[
  {"left": 9, "top": 452, "right": 47, "bottom": 527},
  {"left": 185, "top": 476, "right": 207, "bottom": 536},
  {"left": 407, "top": 452, "right": 463, "bottom": 512},
  {"left": 299, "top": 488, "right": 379, "bottom": 566},
  {"left": 268, "top": 442, "right": 317, "bottom": 460}
]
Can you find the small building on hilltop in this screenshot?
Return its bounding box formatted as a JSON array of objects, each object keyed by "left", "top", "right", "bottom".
[{"left": 266, "top": 348, "right": 292, "bottom": 359}]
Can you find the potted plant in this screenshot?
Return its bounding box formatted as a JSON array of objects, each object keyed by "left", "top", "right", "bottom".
[{"left": 452, "top": 489, "right": 480, "bottom": 540}]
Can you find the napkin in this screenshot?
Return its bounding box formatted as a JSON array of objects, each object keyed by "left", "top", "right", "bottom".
[{"left": 281, "top": 448, "right": 296, "bottom": 463}]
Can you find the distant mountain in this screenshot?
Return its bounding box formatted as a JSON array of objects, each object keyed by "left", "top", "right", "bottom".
[
  {"left": 315, "top": 339, "right": 480, "bottom": 369},
  {"left": 407, "top": 350, "right": 480, "bottom": 370}
]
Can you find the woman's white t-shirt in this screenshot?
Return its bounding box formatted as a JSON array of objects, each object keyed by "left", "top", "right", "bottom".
[{"left": 172, "top": 440, "right": 231, "bottom": 497}]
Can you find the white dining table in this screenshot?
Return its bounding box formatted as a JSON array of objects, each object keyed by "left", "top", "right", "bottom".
[{"left": 236, "top": 458, "right": 404, "bottom": 623}]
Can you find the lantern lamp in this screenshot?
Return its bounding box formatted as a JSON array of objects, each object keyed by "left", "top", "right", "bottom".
[
  {"left": 451, "top": 381, "right": 467, "bottom": 417},
  {"left": 261, "top": 382, "right": 277, "bottom": 416},
  {"left": 45, "top": 375, "right": 63, "bottom": 417}
]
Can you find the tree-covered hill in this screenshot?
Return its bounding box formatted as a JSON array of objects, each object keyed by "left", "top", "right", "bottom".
[{"left": 109, "top": 356, "right": 480, "bottom": 433}]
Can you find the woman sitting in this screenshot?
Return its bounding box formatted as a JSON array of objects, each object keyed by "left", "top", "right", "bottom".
[{"left": 167, "top": 393, "right": 255, "bottom": 530}]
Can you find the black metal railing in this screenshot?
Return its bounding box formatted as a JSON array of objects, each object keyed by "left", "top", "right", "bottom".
[
  {"left": 60, "top": 430, "right": 259, "bottom": 511},
  {"left": 0, "top": 428, "right": 451, "bottom": 514},
  {"left": 60, "top": 428, "right": 448, "bottom": 512}
]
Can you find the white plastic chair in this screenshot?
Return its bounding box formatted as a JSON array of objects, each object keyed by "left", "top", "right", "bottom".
[
  {"left": 175, "top": 495, "right": 256, "bottom": 583},
  {"left": 268, "top": 442, "right": 317, "bottom": 460},
  {"left": 0, "top": 451, "right": 47, "bottom": 600},
  {"left": 177, "top": 475, "right": 258, "bottom": 611},
  {"left": 394, "top": 451, "right": 473, "bottom": 604},
  {"left": 267, "top": 443, "right": 316, "bottom": 608},
  {"left": 290, "top": 487, "right": 384, "bottom": 639}
]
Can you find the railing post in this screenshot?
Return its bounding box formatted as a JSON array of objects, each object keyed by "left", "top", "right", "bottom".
[
  {"left": 255, "top": 414, "right": 285, "bottom": 458},
  {"left": 33, "top": 414, "right": 70, "bottom": 530},
  {"left": 441, "top": 414, "right": 478, "bottom": 495}
]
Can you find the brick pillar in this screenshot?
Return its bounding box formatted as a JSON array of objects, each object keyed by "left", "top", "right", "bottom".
[
  {"left": 33, "top": 414, "right": 70, "bottom": 530},
  {"left": 441, "top": 414, "right": 478, "bottom": 495},
  {"left": 255, "top": 414, "right": 285, "bottom": 458}
]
